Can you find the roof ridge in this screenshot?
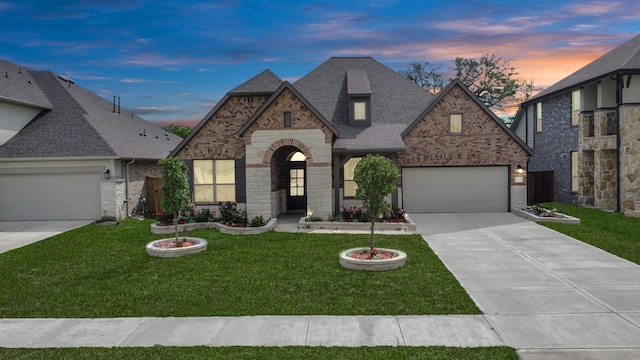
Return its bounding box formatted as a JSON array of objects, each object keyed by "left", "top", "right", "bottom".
[{"left": 622, "top": 34, "right": 640, "bottom": 68}]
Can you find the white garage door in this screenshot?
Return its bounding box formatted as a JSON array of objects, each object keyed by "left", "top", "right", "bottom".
[
  {"left": 402, "top": 166, "right": 508, "bottom": 212},
  {"left": 0, "top": 170, "right": 101, "bottom": 220}
]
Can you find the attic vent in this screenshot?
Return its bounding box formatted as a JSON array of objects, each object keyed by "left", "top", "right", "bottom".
[{"left": 57, "top": 75, "right": 75, "bottom": 84}]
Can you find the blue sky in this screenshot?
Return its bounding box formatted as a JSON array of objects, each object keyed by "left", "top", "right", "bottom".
[{"left": 2, "top": 0, "right": 640, "bottom": 127}]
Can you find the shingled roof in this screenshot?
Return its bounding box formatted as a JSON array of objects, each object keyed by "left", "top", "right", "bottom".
[
  {"left": 293, "top": 57, "right": 434, "bottom": 152},
  {"left": 0, "top": 60, "right": 51, "bottom": 109},
  {"left": 229, "top": 69, "right": 283, "bottom": 94},
  {"left": 0, "top": 64, "right": 181, "bottom": 159},
  {"left": 527, "top": 33, "right": 640, "bottom": 103}
]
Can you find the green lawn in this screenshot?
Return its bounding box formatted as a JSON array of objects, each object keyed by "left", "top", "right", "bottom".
[
  {"left": 541, "top": 202, "right": 640, "bottom": 265},
  {"left": 0, "top": 219, "right": 479, "bottom": 318},
  {"left": 0, "top": 346, "right": 518, "bottom": 360}
]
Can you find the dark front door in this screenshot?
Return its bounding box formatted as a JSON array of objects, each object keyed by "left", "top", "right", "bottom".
[{"left": 287, "top": 164, "right": 306, "bottom": 213}]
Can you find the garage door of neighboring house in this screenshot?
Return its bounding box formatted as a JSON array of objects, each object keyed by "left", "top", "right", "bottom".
[
  {"left": 402, "top": 166, "right": 509, "bottom": 212},
  {"left": 0, "top": 169, "right": 102, "bottom": 220}
]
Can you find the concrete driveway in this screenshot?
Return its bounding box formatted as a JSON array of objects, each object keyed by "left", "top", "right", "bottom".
[
  {"left": 412, "top": 212, "right": 640, "bottom": 359},
  {"left": 0, "top": 220, "right": 92, "bottom": 254}
]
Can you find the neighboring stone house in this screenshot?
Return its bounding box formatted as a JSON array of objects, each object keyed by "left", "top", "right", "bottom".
[
  {"left": 172, "top": 57, "right": 532, "bottom": 219},
  {"left": 512, "top": 33, "right": 640, "bottom": 216},
  {"left": 0, "top": 59, "right": 182, "bottom": 220}
]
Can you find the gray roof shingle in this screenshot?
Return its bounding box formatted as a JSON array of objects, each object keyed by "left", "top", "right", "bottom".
[
  {"left": 0, "top": 60, "right": 52, "bottom": 109},
  {"left": 528, "top": 33, "right": 640, "bottom": 102},
  {"left": 0, "top": 66, "right": 181, "bottom": 159},
  {"left": 293, "top": 57, "right": 434, "bottom": 151},
  {"left": 229, "top": 69, "right": 283, "bottom": 94}
]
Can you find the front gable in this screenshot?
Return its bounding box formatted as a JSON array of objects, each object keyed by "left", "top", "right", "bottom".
[
  {"left": 237, "top": 83, "right": 338, "bottom": 145},
  {"left": 174, "top": 95, "right": 268, "bottom": 160},
  {"left": 400, "top": 81, "right": 531, "bottom": 168}
]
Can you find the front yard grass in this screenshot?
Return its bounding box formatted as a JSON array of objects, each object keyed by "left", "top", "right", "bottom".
[
  {"left": 0, "top": 219, "right": 479, "bottom": 318},
  {"left": 0, "top": 346, "right": 518, "bottom": 360},
  {"left": 541, "top": 202, "right": 640, "bottom": 265}
]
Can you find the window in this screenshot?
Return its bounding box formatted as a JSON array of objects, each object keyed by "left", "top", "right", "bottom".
[
  {"left": 354, "top": 101, "right": 366, "bottom": 121},
  {"left": 284, "top": 111, "right": 291, "bottom": 128},
  {"left": 536, "top": 102, "right": 542, "bottom": 132},
  {"left": 571, "top": 151, "right": 579, "bottom": 192},
  {"left": 343, "top": 157, "right": 361, "bottom": 197},
  {"left": 450, "top": 114, "right": 462, "bottom": 133},
  {"left": 193, "top": 160, "right": 236, "bottom": 203},
  {"left": 572, "top": 90, "right": 580, "bottom": 126}
]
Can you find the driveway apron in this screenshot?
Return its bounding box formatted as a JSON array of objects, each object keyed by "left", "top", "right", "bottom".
[
  {"left": 0, "top": 220, "right": 92, "bottom": 254},
  {"left": 413, "top": 212, "right": 640, "bottom": 359}
]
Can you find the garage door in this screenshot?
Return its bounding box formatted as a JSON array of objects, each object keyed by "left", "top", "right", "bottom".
[
  {"left": 0, "top": 171, "right": 101, "bottom": 220},
  {"left": 402, "top": 166, "right": 508, "bottom": 212}
]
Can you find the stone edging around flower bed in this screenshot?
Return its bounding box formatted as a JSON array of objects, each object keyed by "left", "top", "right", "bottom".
[
  {"left": 146, "top": 237, "right": 208, "bottom": 258},
  {"left": 512, "top": 208, "right": 581, "bottom": 225},
  {"left": 299, "top": 216, "right": 416, "bottom": 233},
  {"left": 339, "top": 247, "right": 408, "bottom": 271},
  {"left": 150, "top": 218, "right": 277, "bottom": 235}
]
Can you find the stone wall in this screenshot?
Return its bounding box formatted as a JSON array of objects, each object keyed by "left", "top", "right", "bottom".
[
  {"left": 594, "top": 149, "right": 617, "bottom": 210},
  {"left": 620, "top": 105, "right": 640, "bottom": 212},
  {"left": 528, "top": 92, "right": 578, "bottom": 204},
  {"left": 399, "top": 84, "right": 529, "bottom": 209}
]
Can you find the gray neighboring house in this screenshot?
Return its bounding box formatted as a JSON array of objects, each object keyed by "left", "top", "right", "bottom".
[
  {"left": 173, "top": 57, "right": 532, "bottom": 218},
  {"left": 512, "top": 33, "right": 640, "bottom": 215},
  {"left": 0, "top": 59, "right": 182, "bottom": 221}
]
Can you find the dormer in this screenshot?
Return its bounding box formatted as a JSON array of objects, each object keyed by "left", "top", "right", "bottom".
[{"left": 346, "top": 69, "right": 371, "bottom": 126}]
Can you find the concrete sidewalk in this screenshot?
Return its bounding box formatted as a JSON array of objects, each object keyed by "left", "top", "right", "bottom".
[
  {"left": 0, "top": 315, "right": 503, "bottom": 348},
  {"left": 413, "top": 213, "right": 640, "bottom": 359}
]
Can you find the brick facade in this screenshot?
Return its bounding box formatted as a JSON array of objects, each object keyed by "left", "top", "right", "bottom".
[
  {"left": 176, "top": 96, "right": 268, "bottom": 160},
  {"left": 399, "top": 84, "right": 528, "bottom": 195},
  {"left": 528, "top": 93, "right": 579, "bottom": 204}
]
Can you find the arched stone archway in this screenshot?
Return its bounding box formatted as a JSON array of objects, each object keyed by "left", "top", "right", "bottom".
[{"left": 263, "top": 138, "right": 313, "bottom": 165}]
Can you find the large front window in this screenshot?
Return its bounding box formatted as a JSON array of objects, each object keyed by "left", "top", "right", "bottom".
[
  {"left": 193, "top": 160, "right": 236, "bottom": 203},
  {"left": 343, "top": 157, "right": 361, "bottom": 197}
]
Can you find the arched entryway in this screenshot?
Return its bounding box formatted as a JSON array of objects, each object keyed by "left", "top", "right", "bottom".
[{"left": 270, "top": 146, "right": 307, "bottom": 215}]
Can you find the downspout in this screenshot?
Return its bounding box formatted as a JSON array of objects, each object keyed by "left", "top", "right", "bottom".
[{"left": 126, "top": 159, "right": 136, "bottom": 217}]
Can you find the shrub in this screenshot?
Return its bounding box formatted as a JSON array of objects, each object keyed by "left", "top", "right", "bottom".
[
  {"left": 305, "top": 215, "right": 324, "bottom": 222},
  {"left": 250, "top": 215, "right": 266, "bottom": 227},
  {"left": 340, "top": 206, "right": 369, "bottom": 222},
  {"left": 219, "top": 202, "right": 248, "bottom": 226},
  {"left": 328, "top": 214, "right": 343, "bottom": 222}
]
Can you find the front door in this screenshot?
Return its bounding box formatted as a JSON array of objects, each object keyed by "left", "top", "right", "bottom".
[{"left": 287, "top": 164, "right": 306, "bottom": 213}]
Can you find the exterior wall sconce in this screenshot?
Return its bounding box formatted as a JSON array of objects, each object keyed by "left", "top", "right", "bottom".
[
  {"left": 516, "top": 165, "right": 524, "bottom": 174},
  {"left": 103, "top": 169, "right": 111, "bottom": 180}
]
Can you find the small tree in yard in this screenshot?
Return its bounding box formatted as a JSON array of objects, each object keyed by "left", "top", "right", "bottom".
[
  {"left": 353, "top": 155, "right": 400, "bottom": 255},
  {"left": 158, "top": 158, "right": 191, "bottom": 245}
]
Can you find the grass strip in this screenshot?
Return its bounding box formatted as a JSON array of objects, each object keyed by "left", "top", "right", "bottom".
[
  {"left": 0, "top": 346, "right": 518, "bottom": 360},
  {"left": 541, "top": 202, "right": 640, "bottom": 265}
]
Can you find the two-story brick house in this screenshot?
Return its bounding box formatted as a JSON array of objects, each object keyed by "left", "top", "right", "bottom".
[
  {"left": 172, "top": 57, "right": 532, "bottom": 219},
  {"left": 512, "top": 33, "right": 640, "bottom": 215}
]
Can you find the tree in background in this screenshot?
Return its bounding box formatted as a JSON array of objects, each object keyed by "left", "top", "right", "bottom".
[
  {"left": 158, "top": 157, "right": 191, "bottom": 244},
  {"left": 400, "top": 53, "right": 535, "bottom": 115},
  {"left": 167, "top": 124, "right": 192, "bottom": 138},
  {"left": 398, "top": 61, "right": 444, "bottom": 94},
  {"left": 353, "top": 155, "right": 400, "bottom": 255}
]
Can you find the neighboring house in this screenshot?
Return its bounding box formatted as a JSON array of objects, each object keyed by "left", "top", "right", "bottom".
[
  {"left": 0, "top": 59, "right": 182, "bottom": 220},
  {"left": 512, "top": 33, "right": 640, "bottom": 215},
  {"left": 171, "top": 57, "right": 532, "bottom": 219}
]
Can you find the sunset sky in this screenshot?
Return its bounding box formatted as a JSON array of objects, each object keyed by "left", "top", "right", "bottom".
[{"left": 2, "top": 0, "right": 640, "bottom": 127}]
